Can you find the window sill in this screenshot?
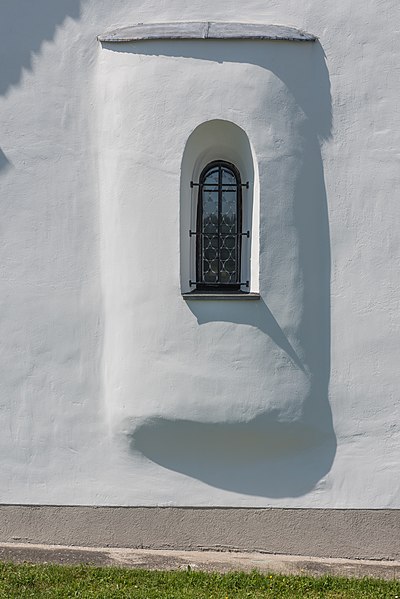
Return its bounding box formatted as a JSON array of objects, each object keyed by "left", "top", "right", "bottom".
[{"left": 182, "top": 291, "right": 260, "bottom": 301}]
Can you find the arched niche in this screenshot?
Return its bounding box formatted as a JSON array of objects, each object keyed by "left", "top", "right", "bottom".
[{"left": 180, "top": 119, "right": 259, "bottom": 294}]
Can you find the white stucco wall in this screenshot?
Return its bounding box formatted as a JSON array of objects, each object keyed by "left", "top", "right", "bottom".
[{"left": 0, "top": 0, "right": 399, "bottom": 508}]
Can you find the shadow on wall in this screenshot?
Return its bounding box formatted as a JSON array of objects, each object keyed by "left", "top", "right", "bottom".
[
  {"left": 0, "top": 149, "right": 11, "bottom": 173},
  {"left": 0, "top": 0, "right": 82, "bottom": 95},
  {"left": 129, "top": 413, "right": 335, "bottom": 498},
  {"left": 105, "top": 38, "right": 335, "bottom": 497}
]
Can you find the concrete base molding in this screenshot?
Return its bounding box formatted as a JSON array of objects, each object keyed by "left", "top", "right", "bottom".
[{"left": 0, "top": 506, "right": 399, "bottom": 560}]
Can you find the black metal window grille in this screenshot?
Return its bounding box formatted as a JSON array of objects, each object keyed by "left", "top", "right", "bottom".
[{"left": 189, "top": 161, "right": 249, "bottom": 290}]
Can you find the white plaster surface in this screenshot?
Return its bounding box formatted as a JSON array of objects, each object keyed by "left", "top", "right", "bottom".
[{"left": 0, "top": 0, "right": 399, "bottom": 510}]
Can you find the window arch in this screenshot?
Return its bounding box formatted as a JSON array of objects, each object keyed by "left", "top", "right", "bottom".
[
  {"left": 180, "top": 119, "right": 259, "bottom": 298},
  {"left": 191, "top": 160, "right": 248, "bottom": 291}
]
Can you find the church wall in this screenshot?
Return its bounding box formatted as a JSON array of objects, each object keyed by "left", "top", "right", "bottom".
[{"left": 0, "top": 0, "right": 399, "bottom": 556}]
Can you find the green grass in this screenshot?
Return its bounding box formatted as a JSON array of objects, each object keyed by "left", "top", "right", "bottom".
[{"left": 0, "top": 563, "right": 399, "bottom": 598}]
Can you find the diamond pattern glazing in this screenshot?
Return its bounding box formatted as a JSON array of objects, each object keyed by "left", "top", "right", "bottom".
[{"left": 197, "top": 162, "right": 241, "bottom": 287}]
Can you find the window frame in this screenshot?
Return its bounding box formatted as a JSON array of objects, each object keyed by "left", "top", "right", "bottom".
[{"left": 194, "top": 160, "right": 244, "bottom": 292}]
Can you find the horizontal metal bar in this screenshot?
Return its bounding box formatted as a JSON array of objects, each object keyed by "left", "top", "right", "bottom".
[
  {"left": 190, "top": 181, "right": 249, "bottom": 189},
  {"left": 189, "top": 280, "right": 249, "bottom": 287},
  {"left": 189, "top": 230, "right": 249, "bottom": 237}
]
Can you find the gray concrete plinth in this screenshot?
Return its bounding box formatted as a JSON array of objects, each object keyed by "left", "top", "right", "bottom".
[{"left": 0, "top": 506, "right": 399, "bottom": 561}]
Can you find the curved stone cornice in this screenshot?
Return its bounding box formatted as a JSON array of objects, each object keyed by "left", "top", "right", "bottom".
[{"left": 98, "top": 22, "right": 317, "bottom": 43}]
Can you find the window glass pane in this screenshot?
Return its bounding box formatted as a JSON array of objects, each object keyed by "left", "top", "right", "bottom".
[
  {"left": 202, "top": 190, "right": 218, "bottom": 234},
  {"left": 221, "top": 167, "right": 236, "bottom": 186},
  {"left": 197, "top": 162, "right": 241, "bottom": 287},
  {"left": 203, "top": 168, "right": 219, "bottom": 187},
  {"left": 202, "top": 187, "right": 218, "bottom": 283},
  {"left": 221, "top": 190, "right": 237, "bottom": 234},
  {"left": 220, "top": 168, "right": 238, "bottom": 283}
]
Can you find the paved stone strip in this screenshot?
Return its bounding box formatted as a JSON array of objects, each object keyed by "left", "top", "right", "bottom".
[{"left": 0, "top": 543, "right": 398, "bottom": 580}]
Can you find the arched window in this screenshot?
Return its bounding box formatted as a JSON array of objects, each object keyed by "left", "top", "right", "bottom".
[{"left": 190, "top": 160, "right": 248, "bottom": 291}]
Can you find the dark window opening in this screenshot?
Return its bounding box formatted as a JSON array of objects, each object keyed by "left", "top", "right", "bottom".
[{"left": 192, "top": 160, "right": 246, "bottom": 291}]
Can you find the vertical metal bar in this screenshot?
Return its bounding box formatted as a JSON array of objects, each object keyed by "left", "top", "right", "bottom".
[
  {"left": 237, "top": 175, "right": 242, "bottom": 284},
  {"left": 196, "top": 178, "right": 203, "bottom": 285},
  {"left": 217, "top": 164, "right": 222, "bottom": 284}
]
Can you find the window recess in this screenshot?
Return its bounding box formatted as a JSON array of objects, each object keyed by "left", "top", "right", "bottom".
[{"left": 184, "top": 160, "right": 259, "bottom": 299}]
